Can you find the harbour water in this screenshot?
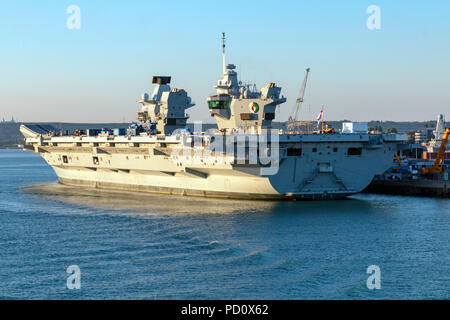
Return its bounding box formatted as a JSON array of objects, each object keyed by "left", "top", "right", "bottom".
[{"left": 0, "top": 149, "right": 449, "bottom": 299}]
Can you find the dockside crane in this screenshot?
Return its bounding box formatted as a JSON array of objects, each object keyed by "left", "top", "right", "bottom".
[
  {"left": 287, "top": 68, "right": 310, "bottom": 130},
  {"left": 421, "top": 128, "right": 450, "bottom": 175}
]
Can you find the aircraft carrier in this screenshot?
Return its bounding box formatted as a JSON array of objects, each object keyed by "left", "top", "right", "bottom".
[{"left": 20, "top": 35, "right": 407, "bottom": 200}]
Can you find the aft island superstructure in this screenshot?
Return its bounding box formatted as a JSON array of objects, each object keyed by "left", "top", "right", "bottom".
[{"left": 21, "top": 35, "right": 406, "bottom": 200}]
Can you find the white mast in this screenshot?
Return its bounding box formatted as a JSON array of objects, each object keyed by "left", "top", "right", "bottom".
[{"left": 222, "top": 32, "right": 226, "bottom": 75}]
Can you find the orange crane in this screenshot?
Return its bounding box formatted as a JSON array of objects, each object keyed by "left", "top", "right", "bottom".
[
  {"left": 392, "top": 153, "right": 403, "bottom": 171},
  {"left": 421, "top": 128, "right": 450, "bottom": 174},
  {"left": 394, "top": 153, "right": 403, "bottom": 166}
]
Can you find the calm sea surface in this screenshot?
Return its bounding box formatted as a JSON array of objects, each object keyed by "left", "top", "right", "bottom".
[{"left": 0, "top": 149, "right": 449, "bottom": 299}]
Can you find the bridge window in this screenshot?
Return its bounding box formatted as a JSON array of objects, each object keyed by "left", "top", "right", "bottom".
[
  {"left": 208, "top": 100, "right": 228, "bottom": 109},
  {"left": 348, "top": 147, "right": 362, "bottom": 156}
]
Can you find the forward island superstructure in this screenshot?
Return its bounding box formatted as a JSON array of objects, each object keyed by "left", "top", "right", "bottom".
[{"left": 21, "top": 35, "right": 407, "bottom": 200}]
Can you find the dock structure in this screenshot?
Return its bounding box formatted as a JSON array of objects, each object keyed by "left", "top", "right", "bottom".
[{"left": 365, "top": 179, "right": 449, "bottom": 198}]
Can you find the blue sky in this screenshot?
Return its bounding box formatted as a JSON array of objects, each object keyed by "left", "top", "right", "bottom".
[{"left": 0, "top": 0, "right": 449, "bottom": 123}]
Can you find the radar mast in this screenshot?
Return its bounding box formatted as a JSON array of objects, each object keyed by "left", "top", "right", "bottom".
[{"left": 222, "top": 32, "right": 226, "bottom": 75}]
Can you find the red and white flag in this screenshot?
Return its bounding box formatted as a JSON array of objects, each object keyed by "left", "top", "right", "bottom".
[{"left": 316, "top": 106, "right": 324, "bottom": 128}]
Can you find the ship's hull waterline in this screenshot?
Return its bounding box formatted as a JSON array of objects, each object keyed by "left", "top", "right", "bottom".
[
  {"left": 55, "top": 173, "right": 355, "bottom": 200},
  {"left": 57, "top": 177, "right": 353, "bottom": 200}
]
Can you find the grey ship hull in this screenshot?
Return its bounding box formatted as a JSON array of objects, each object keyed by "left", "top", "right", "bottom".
[{"left": 23, "top": 131, "right": 404, "bottom": 200}]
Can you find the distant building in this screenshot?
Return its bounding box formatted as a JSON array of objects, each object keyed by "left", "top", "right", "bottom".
[
  {"left": 414, "top": 131, "right": 426, "bottom": 144},
  {"left": 413, "top": 127, "right": 434, "bottom": 144},
  {"left": 342, "top": 122, "right": 368, "bottom": 133}
]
